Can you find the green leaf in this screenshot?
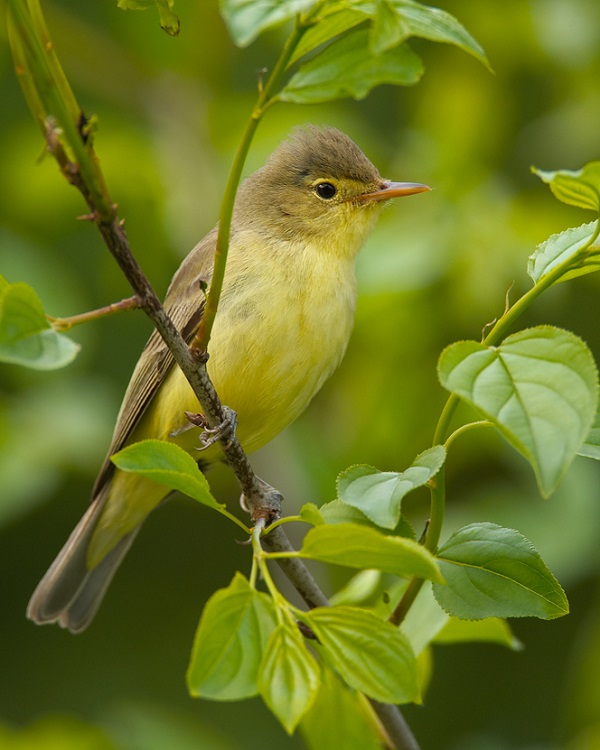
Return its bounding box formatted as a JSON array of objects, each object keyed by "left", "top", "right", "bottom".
[
  {"left": 378, "top": 0, "right": 490, "bottom": 69},
  {"left": 370, "top": 0, "right": 409, "bottom": 54},
  {"left": 302, "top": 606, "right": 419, "bottom": 704},
  {"left": 432, "top": 522, "right": 569, "bottom": 620},
  {"left": 219, "top": 0, "right": 315, "bottom": 47},
  {"left": 330, "top": 569, "right": 382, "bottom": 606},
  {"left": 297, "top": 523, "right": 443, "bottom": 582},
  {"left": 438, "top": 326, "right": 599, "bottom": 496},
  {"left": 318, "top": 498, "right": 373, "bottom": 525},
  {"left": 533, "top": 161, "right": 600, "bottom": 211},
  {"left": 313, "top": 499, "right": 416, "bottom": 538},
  {"left": 117, "top": 0, "right": 180, "bottom": 36},
  {"left": 280, "top": 28, "right": 423, "bottom": 103},
  {"left": 258, "top": 619, "right": 320, "bottom": 734},
  {"left": 337, "top": 446, "right": 446, "bottom": 529},
  {"left": 399, "top": 582, "right": 449, "bottom": 656},
  {"left": 299, "top": 502, "right": 325, "bottom": 526},
  {"left": 289, "top": 6, "right": 369, "bottom": 66},
  {"left": 111, "top": 439, "right": 223, "bottom": 510},
  {"left": 579, "top": 411, "right": 600, "bottom": 459},
  {"left": 300, "top": 666, "right": 384, "bottom": 750},
  {"left": 434, "top": 616, "right": 523, "bottom": 651},
  {"left": 0, "top": 277, "right": 79, "bottom": 370},
  {"left": 187, "top": 573, "right": 278, "bottom": 700},
  {"left": 527, "top": 221, "right": 600, "bottom": 284}
]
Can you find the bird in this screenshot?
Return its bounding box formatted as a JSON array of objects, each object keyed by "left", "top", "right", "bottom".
[{"left": 27, "top": 126, "right": 429, "bottom": 632}]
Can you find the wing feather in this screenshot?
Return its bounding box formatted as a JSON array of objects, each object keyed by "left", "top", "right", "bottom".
[{"left": 92, "top": 227, "right": 218, "bottom": 494}]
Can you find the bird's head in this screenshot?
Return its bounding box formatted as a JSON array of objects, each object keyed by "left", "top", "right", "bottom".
[{"left": 235, "top": 126, "right": 429, "bottom": 258}]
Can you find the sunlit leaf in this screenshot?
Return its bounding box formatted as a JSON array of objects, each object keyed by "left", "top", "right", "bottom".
[
  {"left": 337, "top": 446, "right": 445, "bottom": 529},
  {"left": 377, "top": 0, "right": 490, "bottom": 68},
  {"left": 370, "top": 0, "right": 408, "bottom": 54},
  {"left": 219, "top": 0, "right": 315, "bottom": 47},
  {"left": 432, "top": 522, "right": 569, "bottom": 620},
  {"left": 329, "top": 569, "right": 382, "bottom": 606},
  {"left": 0, "top": 276, "right": 79, "bottom": 369},
  {"left": 579, "top": 411, "right": 600, "bottom": 460},
  {"left": 399, "top": 582, "right": 449, "bottom": 656},
  {"left": 297, "top": 523, "right": 443, "bottom": 582},
  {"left": 187, "top": 573, "right": 277, "bottom": 700},
  {"left": 317, "top": 499, "right": 416, "bottom": 538},
  {"left": 111, "top": 439, "right": 223, "bottom": 510},
  {"left": 300, "top": 666, "right": 384, "bottom": 750},
  {"left": 258, "top": 619, "right": 320, "bottom": 734},
  {"left": 289, "top": 6, "right": 369, "bottom": 65},
  {"left": 280, "top": 29, "right": 423, "bottom": 103},
  {"left": 533, "top": 162, "right": 600, "bottom": 212},
  {"left": 299, "top": 502, "right": 325, "bottom": 526},
  {"left": 117, "top": 0, "right": 180, "bottom": 36},
  {"left": 434, "top": 615, "right": 523, "bottom": 650},
  {"left": 527, "top": 221, "right": 600, "bottom": 284},
  {"left": 302, "top": 606, "right": 419, "bottom": 704},
  {"left": 438, "top": 326, "right": 599, "bottom": 496}
]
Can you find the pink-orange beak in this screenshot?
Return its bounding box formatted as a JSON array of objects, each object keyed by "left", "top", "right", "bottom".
[{"left": 357, "top": 181, "right": 430, "bottom": 203}]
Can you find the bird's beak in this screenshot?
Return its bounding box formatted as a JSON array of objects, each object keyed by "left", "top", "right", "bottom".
[{"left": 357, "top": 181, "right": 430, "bottom": 203}]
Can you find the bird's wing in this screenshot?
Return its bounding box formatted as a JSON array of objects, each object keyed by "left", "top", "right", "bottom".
[{"left": 92, "top": 227, "right": 218, "bottom": 495}]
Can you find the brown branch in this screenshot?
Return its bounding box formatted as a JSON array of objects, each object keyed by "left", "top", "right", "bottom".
[{"left": 48, "top": 295, "right": 140, "bottom": 331}]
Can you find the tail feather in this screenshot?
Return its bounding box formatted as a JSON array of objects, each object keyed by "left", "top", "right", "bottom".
[{"left": 27, "top": 491, "right": 138, "bottom": 633}]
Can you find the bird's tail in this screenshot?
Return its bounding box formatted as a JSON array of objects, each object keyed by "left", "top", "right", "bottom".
[{"left": 27, "top": 490, "right": 139, "bottom": 633}]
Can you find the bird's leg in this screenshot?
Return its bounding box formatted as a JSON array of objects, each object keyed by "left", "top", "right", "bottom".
[{"left": 186, "top": 406, "right": 238, "bottom": 450}]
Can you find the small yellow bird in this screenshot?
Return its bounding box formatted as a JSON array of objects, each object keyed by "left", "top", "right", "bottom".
[{"left": 27, "top": 126, "right": 428, "bottom": 632}]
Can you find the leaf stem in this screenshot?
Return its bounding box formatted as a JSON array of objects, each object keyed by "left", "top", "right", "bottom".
[
  {"left": 444, "top": 419, "right": 494, "bottom": 449},
  {"left": 193, "top": 15, "right": 311, "bottom": 352}
]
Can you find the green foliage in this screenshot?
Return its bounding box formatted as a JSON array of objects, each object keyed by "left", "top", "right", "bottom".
[
  {"left": 299, "top": 667, "right": 384, "bottom": 750},
  {"left": 257, "top": 619, "right": 320, "bottom": 734},
  {"left": 432, "top": 522, "right": 569, "bottom": 620},
  {"left": 528, "top": 222, "right": 600, "bottom": 284},
  {"left": 219, "top": 0, "right": 315, "bottom": 47},
  {"left": 117, "top": 0, "right": 180, "bottom": 36},
  {"left": 302, "top": 606, "right": 419, "bottom": 703},
  {"left": 336, "top": 445, "right": 445, "bottom": 529},
  {"left": 111, "top": 439, "right": 250, "bottom": 531},
  {"left": 296, "top": 522, "right": 443, "bottom": 581},
  {"left": 0, "top": 275, "right": 79, "bottom": 369},
  {"left": 187, "top": 573, "right": 277, "bottom": 700},
  {"left": 111, "top": 440, "right": 223, "bottom": 511},
  {"left": 438, "top": 326, "right": 599, "bottom": 496},
  {"left": 279, "top": 28, "right": 424, "bottom": 102},
  {"left": 533, "top": 162, "right": 600, "bottom": 212},
  {"left": 579, "top": 412, "right": 600, "bottom": 460}
]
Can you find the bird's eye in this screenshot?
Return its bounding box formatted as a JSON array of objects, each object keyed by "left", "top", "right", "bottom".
[{"left": 315, "top": 182, "right": 337, "bottom": 199}]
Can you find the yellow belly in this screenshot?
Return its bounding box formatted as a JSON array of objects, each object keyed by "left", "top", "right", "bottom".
[{"left": 89, "top": 239, "right": 357, "bottom": 565}]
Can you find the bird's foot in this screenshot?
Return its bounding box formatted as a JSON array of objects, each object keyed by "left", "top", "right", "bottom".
[{"left": 187, "top": 406, "right": 238, "bottom": 451}]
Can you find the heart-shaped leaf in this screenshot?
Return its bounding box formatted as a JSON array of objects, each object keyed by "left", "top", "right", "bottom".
[
  {"left": 432, "top": 522, "right": 569, "bottom": 620},
  {"left": 438, "top": 326, "right": 598, "bottom": 496},
  {"left": 302, "top": 606, "right": 419, "bottom": 704},
  {"left": 111, "top": 439, "right": 223, "bottom": 510},
  {"left": 0, "top": 276, "right": 79, "bottom": 370},
  {"left": 337, "top": 446, "right": 445, "bottom": 529},
  {"left": 187, "top": 573, "right": 277, "bottom": 700}
]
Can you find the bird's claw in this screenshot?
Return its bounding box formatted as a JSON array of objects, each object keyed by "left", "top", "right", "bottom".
[{"left": 191, "top": 406, "right": 238, "bottom": 451}]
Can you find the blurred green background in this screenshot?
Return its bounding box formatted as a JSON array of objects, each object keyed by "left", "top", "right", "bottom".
[{"left": 1, "top": 1, "right": 600, "bottom": 748}]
